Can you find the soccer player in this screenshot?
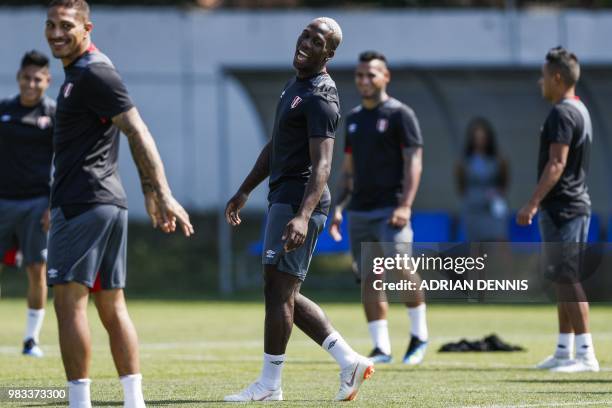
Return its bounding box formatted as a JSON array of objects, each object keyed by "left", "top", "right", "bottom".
[
  {"left": 224, "top": 17, "right": 374, "bottom": 402},
  {"left": 329, "top": 51, "right": 428, "bottom": 364},
  {"left": 0, "top": 50, "right": 55, "bottom": 358},
  {"left": 517, "top": 46, "right": 598, "bottom": 372},
  {"left": 45, "top": 1, "right": 194, "bottom": 407}
]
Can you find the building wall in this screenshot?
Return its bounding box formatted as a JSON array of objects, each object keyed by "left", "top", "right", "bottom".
[{"left": 1, "top": 8, "right": 611, "bottom": 218}]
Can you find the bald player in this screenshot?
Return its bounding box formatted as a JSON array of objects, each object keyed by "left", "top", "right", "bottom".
[{"left": 225, "top": 17, "right": 374, "bottom": 402}]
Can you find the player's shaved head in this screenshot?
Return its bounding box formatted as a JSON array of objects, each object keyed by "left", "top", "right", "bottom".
[
  {"left": 48, "top": 0, "right": 90, "bottom": 22},
  {"left": 311, "top": 17, "right": 342, "bottom": 51}
]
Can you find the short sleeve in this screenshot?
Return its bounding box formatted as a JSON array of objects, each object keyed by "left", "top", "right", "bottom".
[
  {"left": 545, "top": 106, "right": 574, "bottom": 145},
  {"left": 305, "top": 95, "right": 340, "bottom": 139},
  {"left": 395, "top": 106, "right": 423, "bottom": 148},
  {"left": 84, "top": 64, "right": 134, "bottom": 119}
]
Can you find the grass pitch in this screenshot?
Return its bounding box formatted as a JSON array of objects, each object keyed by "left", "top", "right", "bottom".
[{"left": 1, "top": 297, "right": 611, "bottom": 407}]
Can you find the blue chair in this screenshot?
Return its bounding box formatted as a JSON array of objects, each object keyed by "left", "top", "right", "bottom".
[
  {"left": 509, "top": 213, "right": 541, "bottom": 242},
  {"left": 411, "top": 211, "right": 452, "bottom": 242}
]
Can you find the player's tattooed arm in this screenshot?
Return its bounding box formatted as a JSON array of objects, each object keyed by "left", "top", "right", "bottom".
[
  {"left": 225, "top": 141, "right": 272, "bottom": 226},
  {"left": 283, "top": 137, "right": 334, "bottom": 251},
  {"left": 113, "top": 107, "right": 194, "bottom": 236},
  {"left": 389, "top": 146, "right": 422, "bottom": 228}
]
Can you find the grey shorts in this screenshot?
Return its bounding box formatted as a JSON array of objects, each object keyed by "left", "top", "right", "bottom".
[
  {"left": 348, "top": 207, "right": 413, "bottom": 274},
  {"left": 0, "top": 196, "right": 49, "bottom": 266},
  {"left": 261, "top": 203, "right": 326, "bottom": 281},
  {"left": 47, "top": 204, "right": 128, "bottom": 290},
  {"left": 538, "top": 210, "right": 590, "bottom": 283}
]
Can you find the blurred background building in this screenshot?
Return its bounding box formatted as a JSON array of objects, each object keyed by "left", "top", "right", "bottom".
[{"left": 1, "top": 0, "right": 611, "bottom": 293}]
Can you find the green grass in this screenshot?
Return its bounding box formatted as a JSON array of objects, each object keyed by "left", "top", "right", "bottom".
[{"left": 1, "top": 298, "right": 611, "bottom": 407}]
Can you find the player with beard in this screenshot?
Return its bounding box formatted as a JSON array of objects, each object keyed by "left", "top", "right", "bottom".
[
  {"left": 330, "top": 51, "right": 428, "bottom": 365},
  {"left": 45, "top": 1, "right": 193, "bottom": 407}
]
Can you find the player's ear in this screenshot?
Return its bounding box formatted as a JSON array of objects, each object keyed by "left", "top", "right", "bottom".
[
  {"left": 84, "top": 21, "right": 93, "bottom": 34},
  {"left": 326, "top": 48, "right": 335, "bottom": 61}
]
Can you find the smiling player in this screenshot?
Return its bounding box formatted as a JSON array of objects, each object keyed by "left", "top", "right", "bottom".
[{"left": 225, "top": 17, "right": 374, "bottom": 402}]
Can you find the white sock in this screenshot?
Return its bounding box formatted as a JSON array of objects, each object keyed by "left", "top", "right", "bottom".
[
  {"left": 25, "top": 308, "right": 45, "bottom": 343},
  {"left": 554, "top": 333, "right": 574, "bottom": 358},
  {"left": 367, "top": 319, "right": 391, "bottom": 355},
  {"left": 120, "top": 373, "right": 145, "bottom": 408},
  {"left": 259, "top": 353, "right": 285, "bottom": 390},
  {"left": 408, "top": 304, "right": 428, "bottom": 341},
  {"left": 68, "top": 379, "right": 91, "bottom": 408},
  {"left": 575, "top": 333, "right": 595, "bottom": 358},
  {"left": 322, "top": 331, "right": 358, "bottom": 369}
]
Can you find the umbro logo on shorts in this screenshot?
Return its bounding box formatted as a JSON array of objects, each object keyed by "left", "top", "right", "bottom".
[
  {"left": 48, "top": 269, "right": 59, "bottom": 279},
  {"left": 265, "top": 250, "right": 276, "bottom": 259}
]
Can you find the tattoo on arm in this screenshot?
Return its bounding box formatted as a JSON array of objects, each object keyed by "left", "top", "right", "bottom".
[
  {"left": 238, "top": 141, "right": 272, "bottom": 195},
  {"left": 399, "top": 147, "right": 423, "bottom": 207},
  {"left": 112, "top": 107, "right": 171, "bottom": 197},
  {"left": 298, "top": 137, "right": 334, "bottom": 219}
]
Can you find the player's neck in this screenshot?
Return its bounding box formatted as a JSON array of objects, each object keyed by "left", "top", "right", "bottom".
[
  {"left": 296, "top": 65, "right": 327, "bottom": 79},
  {"left": 361, "top": 92, "right": 389, "bottom": 110},
  {"left": 19, "top": 95, "right": 43, "bottom": 108},
  {"left": 552, "top": 87, "right": 576, "bottom": 104},
  {"left": 61, "top": 39, "right": 92, "bottom": 67}
]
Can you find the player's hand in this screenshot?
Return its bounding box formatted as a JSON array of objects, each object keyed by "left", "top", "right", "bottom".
[
  {"left": 517, "top": 202, "right": 538, "bottom": 226},
  {"left": 40, "top": 208, "right": 51, "bottom": 233},
  {"left": 389, "top": 205, "right": 411, "bottom": 228},
  {"left": 145, "top": 191, "right": 194, "bottom": 237},
  {"left": 282, "top": 215, "right": 309, "bottom": 252},
  {"left": 225, "top": 191, "right": 248, "bottom": 226},
  {"left": 329, "top": 208, "right": 343, "bottom": 242}
]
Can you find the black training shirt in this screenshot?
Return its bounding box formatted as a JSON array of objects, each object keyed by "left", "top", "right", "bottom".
[
  {"left": 268, "top": 72, "right": 340, "bottom": 215},
  {"left": 538, "top": 97, "right": 591, "bottom": 221},
  {"left": 344, "top": 97, "right": 423, "bottom": 211},
  {"left": 0, "top": 95, "right": 55, "bottom": 199},
  {"left": 52, "top": 45, "right": 133, "bottom": 210}
]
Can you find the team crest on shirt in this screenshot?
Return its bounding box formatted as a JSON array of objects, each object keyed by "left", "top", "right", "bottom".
[
  {"left": 63, "top": 83, "right": 74, "bottom": 98},
  {"left": 376, "top": 118, "right": 388, "bottom": 133},
  {"left": 37, "top": 115, "right": 52, "bottom": 129},
  {"left": 290, "top": 96, "right": 302, "bottom": 109},
  {"left": 348, "top": 123, "right": 357, "bottom": 133}
]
